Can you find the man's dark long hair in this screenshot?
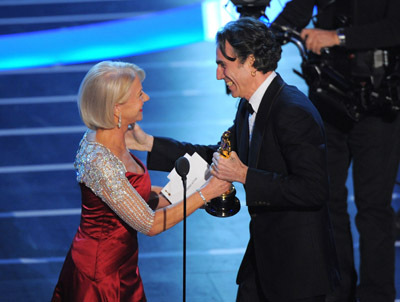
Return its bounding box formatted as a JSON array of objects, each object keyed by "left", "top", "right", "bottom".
[{"left": 216, "top": 17, "right": 282, "bottom": 73}]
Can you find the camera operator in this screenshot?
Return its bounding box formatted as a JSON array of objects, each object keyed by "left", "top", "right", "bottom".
[{"left": 272, "top": 1, "right": 400, "bottom": 302}]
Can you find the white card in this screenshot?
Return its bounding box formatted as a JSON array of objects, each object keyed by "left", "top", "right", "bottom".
[{"left": 161, "top": 152, "right": 211, "bottom": 204}]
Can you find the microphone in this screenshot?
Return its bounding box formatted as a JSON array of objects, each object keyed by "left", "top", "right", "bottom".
[
  {"left": 174, "top": 156, "right": 190, "bottom": 302},
  {"left": 175, "top": 156, "right": 190, "bottom": 180}
]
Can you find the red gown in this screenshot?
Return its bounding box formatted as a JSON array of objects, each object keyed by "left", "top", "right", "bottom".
[{"left": 52, "top": 155, "right": 151, "bottom": 302}]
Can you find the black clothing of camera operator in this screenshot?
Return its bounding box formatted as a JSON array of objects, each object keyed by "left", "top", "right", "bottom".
[{"left": 273, "top": 1, "right": 400, "bottom": 302}]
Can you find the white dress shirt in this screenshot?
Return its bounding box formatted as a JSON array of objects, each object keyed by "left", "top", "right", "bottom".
[{"left": 248, "top": 71, "right": 277, "bottom": 142}]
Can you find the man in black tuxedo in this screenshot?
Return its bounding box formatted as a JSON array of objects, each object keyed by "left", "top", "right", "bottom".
[{"left": 127, "top": 17, "right": 340, "bottom": 302}]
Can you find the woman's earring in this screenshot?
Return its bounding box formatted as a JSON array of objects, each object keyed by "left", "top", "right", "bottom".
[
  {"left": 251, "top": 70, "right": 256, "bottom": 77},
  {"left": 118, "top": 112, "right": 122, "bottom": 128}
]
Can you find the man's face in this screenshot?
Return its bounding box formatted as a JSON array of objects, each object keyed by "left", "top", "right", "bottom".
[{"left": 216, "top": 41, "right": 253, "bottom": 100}]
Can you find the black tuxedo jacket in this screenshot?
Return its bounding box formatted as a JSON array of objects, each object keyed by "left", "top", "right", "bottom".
[{"left": 147, "top": 75, "right": 340, "bottom": 300}]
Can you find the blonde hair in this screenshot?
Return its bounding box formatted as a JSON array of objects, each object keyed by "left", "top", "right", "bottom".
[{"left": 78, "top": 61, "right": 145, "bottom": 130}]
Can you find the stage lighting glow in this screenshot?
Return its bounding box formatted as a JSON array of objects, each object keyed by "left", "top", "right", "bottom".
[
  {"left": 0, "top": 3, "right": 205, "bottom": 71},
  {"left": 0, "top": 0, "right": 290, "bottom": 71},
  {"left": 202, "top": 0, "right": 238, "bottom": 42}
]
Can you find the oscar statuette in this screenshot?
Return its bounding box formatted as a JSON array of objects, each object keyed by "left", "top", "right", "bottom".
[{"left": 205, "top": 131, "right": 241, "bottom": 217}]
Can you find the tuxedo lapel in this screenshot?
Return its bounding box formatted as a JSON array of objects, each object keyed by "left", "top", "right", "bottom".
[
  {"left": 237, "top": 99, "right": 250, "bottom": 165},
  {"left": 248, "top": 75, "right": 285, "bottom": 167}
]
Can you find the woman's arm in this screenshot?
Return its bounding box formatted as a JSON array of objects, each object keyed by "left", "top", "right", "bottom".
[
  {"left": 147, "top": 176, "right": 229, "bottom": 236},
  {"left": 83, "top": 150, "right": 229, "bottom": 236},
  {"left": 148, "top": 186, "right": 171, "bottom": 210}
]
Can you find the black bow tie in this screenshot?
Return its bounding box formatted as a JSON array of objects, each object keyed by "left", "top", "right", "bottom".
[{"left": 246, "top": 102, "right": 254, "bottom": 115}]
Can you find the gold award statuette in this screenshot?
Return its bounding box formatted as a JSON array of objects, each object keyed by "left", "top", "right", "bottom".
[{"left": 205, "top": 131, "right": 241, "bottom": 217}]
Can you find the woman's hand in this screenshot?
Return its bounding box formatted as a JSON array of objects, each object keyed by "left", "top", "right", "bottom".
[
  {"left": 200, "top": 176, "right": 231, "bottom": 201},
  {"left": 125, "top": 123, "right": 154, "bottom": 151}
]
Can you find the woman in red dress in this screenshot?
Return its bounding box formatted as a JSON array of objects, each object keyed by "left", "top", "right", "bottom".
[{"left": 51, "top": 61, "right": 230, "bottom": 302}]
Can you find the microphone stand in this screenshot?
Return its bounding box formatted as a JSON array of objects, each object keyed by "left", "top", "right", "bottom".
[
  {"left": 175, "top": 157, "right": 190, "bottom": 302},
  {"left": 182, "top": 174, "right": 187, "bottom": 302}
]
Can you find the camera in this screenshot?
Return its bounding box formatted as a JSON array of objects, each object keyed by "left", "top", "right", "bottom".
[{"left": 230, "top": 0, "right": 271, "bottom": 18}]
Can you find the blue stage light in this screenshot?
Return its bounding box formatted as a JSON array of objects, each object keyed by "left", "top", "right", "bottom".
[
  {"left": 0, "top": 0, "right": 289, "bottom": 71},
  {"left": 0, "top": 3, "right": 206, "bottom": 70}
]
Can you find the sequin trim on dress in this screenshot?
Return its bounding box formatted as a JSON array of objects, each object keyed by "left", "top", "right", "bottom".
[{"left": 74, "top": 131, "right": 155, "bottom": 235}]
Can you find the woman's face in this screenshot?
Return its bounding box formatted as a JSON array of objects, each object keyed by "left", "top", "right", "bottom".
[{"left": 118, "top": 76, "right": 150, "bottom": 125}]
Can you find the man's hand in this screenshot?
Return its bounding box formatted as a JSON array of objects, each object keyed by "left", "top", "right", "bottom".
[
  {"left": 300, "top": 28, "right": 340, "bottom": 55},
  {"left": 211, "top": 151, "right": 248, "bottom": 184},
  {"left": 125, "top": 123, "right": 154, "bottom": 151}
]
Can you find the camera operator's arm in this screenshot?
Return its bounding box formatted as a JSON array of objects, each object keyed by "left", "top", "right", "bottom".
[
  {"left": 300, "top": 28, "right": 339, "bottom": 55},
  {"left": 342, "top": 0, "right": 400, "bottom": 49},
  {"left": 273, "top": 0, "right": 315, "bottom": 31},
  {"left": 273, "top": 0, "right": 400, "bottom": 52},
  {"left": 272, "top": 0, "right": 332, "bottom": 54}
]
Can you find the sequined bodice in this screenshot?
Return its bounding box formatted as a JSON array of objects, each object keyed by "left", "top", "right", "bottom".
[{"left": 74, "top": 131, "right": 154, "bottom": 234}]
